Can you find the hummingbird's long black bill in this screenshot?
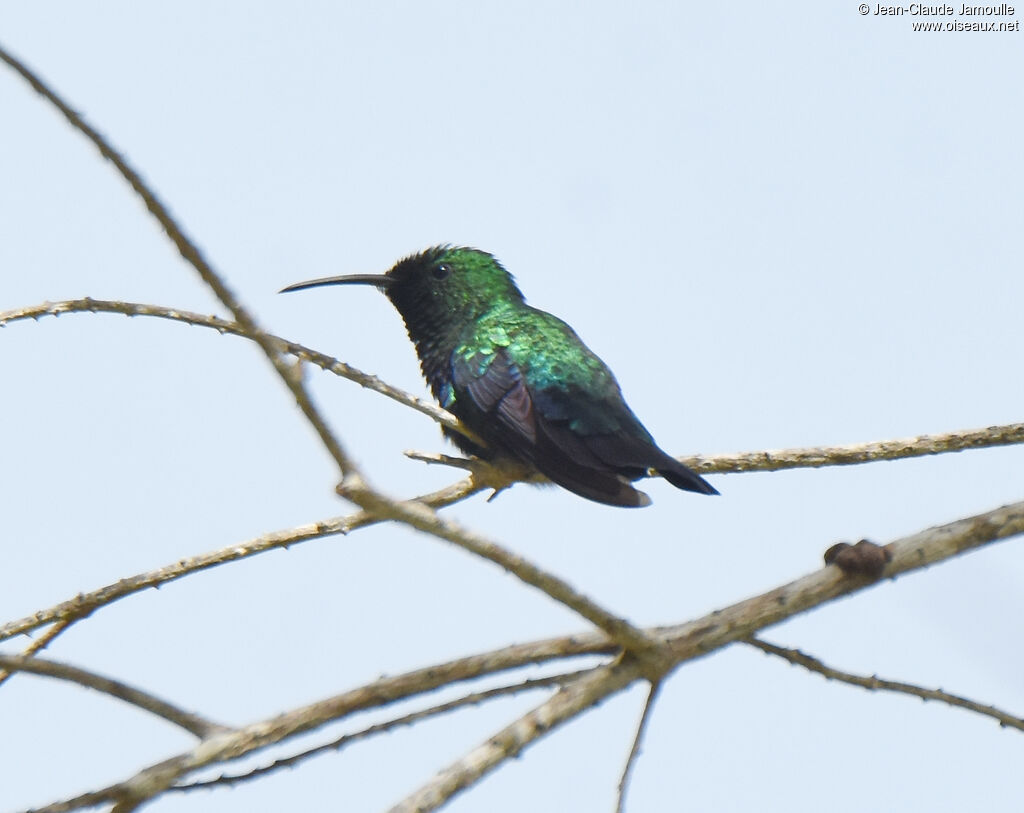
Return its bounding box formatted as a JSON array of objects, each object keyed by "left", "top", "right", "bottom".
[{"left": 279, "top": 274, "right": 393, "bottom": 294}]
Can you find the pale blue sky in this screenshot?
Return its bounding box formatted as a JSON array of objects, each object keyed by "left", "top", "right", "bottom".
[{"left": 2, "top": 3, "right": 1022, "bottom": 812}]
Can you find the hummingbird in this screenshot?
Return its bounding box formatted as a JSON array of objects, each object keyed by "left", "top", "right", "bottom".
[{"left": 281, "top": 246, "right": 717, "bottom": 507}]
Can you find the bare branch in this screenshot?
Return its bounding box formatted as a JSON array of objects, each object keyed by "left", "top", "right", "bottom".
[
  {"left": 1, "top": 469, "right": 660, "bottom": 684},
  {"left": 0, "top": 476, "right": 485, "bottom": 644},
  {"left": 404, "top": 450, "right": 525, "bottom": 480},
  {"left": 4, "top": 301, "right": 1022, "bottom": 480},
  {"left": 16, "top": 786, "right": 114, "bottom": 813},
  {"left": 2, "top": 298, "right": 663, "bottom": 667},
  {"left": 7, "top": 308, "right": 1022, "bottom": 662},
  {"left": 340, "top": 478, "right": 667, "bottom": 665},
  {"left": 2, "top": 315, "right": 662, "bottom": 667},
  {"left": 0, "top": 619, "right": 74, "bottom": 686},
  {"left": 6, "top": 31, "right": 1020, "bottom": 813},
  {"left": 25, "top": 647, "right": 615, "bottom": 813},
  {"left": 26, "top": 499, "right": 1022, "bottom": 813},
  {"left": 404, "top": 450, "right": 483, "bottom": 471},
  {"left": 616, "top": 679, "right": 663, "bottom": 813},
  {"left": 0, "top": 655, "right": 228, "bottom": 739},
  {"left": 747, "top": 637, "right": 1024, "bottom": 732},
  {"left": 3, "top": 468, "right": 658, "bottom": 689},
  {"left": 684, "top": 423, "right": 1024, "bottom": 475},
  {"left": 390, "top": 660, "right": 643, "bottom": 813},
  {"left": 0, "top": 299, "right": 483, "bottom": 446},
  {"left": 391, "top": 498, "right": 1024, "bottom": 810},
  {"left": 8, "top": 407, "right": 1018, "bottom": 645},
  {"left": 0, "top": 42, "right": 359, "bottom": 483},
  {"left": 173, "top": 669, "right": 593, "bottom": 793},
  {"left": 655, "top": 500, "right": 1024, "bottom": 661}
]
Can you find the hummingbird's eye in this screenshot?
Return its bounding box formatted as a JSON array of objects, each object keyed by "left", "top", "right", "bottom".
[{"left": 432, "top": 263, "right": 452, "bottom": 280}]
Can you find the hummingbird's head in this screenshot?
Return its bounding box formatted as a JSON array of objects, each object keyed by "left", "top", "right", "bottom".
[
  {"left": 383, "top": 246, "right": 524, "bottom": 322},
  {"left": 281, "top": 245, "right": 525, "bottom": 340}
]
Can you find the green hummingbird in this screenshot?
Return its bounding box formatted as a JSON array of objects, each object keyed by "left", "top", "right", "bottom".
[{"left": 282, "top": 246, "right": 717, "bottom": 507}]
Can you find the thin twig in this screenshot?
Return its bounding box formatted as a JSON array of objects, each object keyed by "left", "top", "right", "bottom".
[
  {"left": 616, "top": 679, "right": 663, "bottom": 813},
  {"left": 747, "top": 637, "right": 1024, "bottom": 732},
  {"left": 0, "top": 655, "right": 229, "bottom": 739},
  {"left": 684, "top": 423, "right": 1024, "bottom": 475},
  {"left": 173, "top": 669, "right": 593, "bottom": 793},
  {"left": 0, "top": 468, "right": 662, "bottom": 681},
  {"left": 340, "top": 480, "right": 668, "bottom": 667},
  {"left": 0, "top": 476, "right": 485, "bottom": 643},
  {"left": 390, "top": 659, "right": 643, "bottom": 813},
  {"left": 0, "top": 618, "right": 75, "bottom": 686},
  {"left": 614, "top": 679, "right": 663, "bottom": 810},
  {"left": 404, "top": 450, "right": 482, "bottom": 471},
  {"left": 0, "top": 299, "right": 482, "bottom": 446},
  {"left": 25, "top": 653, "right": 617, "bottom": 813}
]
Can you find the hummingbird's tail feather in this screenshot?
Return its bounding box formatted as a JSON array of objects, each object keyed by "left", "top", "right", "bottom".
[
  {"left": 506, "top": 411, "right": 714, "bottom": 506},
  {"left": 585, "top": 435, "right": 719, "bottom": 497},
  {"left": 656, "top": 460, "right": 719, "bottom": 496}
]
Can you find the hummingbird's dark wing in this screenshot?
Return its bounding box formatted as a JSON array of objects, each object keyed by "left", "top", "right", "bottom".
[
  {"left": 452, "top": 348, "right": 646, "bottom": 506},
  {"left": 451, "top": 348, "right": 715, "bottom": 507}
]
